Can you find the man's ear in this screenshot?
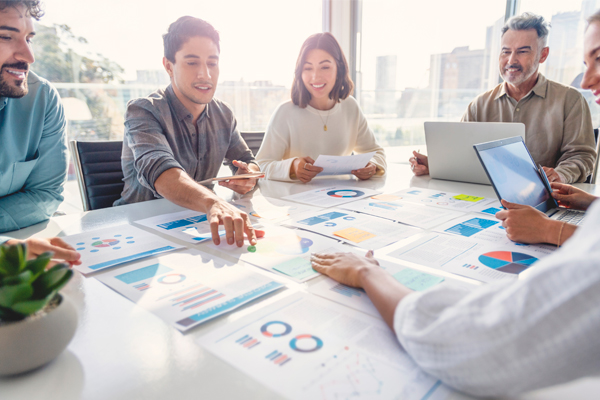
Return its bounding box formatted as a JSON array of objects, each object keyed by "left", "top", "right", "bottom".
[
  {"left": 539, "top": 47, "right": 550, "bottom": 64},
  {"left": 163, "top": 57, "right": 174, "bottom": 78}
]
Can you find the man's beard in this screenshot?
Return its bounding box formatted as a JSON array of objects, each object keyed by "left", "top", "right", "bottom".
[{"left": 0, "top": 62, "right": 29, "bottom": 98}]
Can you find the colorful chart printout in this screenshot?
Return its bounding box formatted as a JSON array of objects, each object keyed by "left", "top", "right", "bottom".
[
  {"left": 198, "top": 293, "right": 460, "bottom": 400},
  {"left": 206, "top": 224, "right": 346, "bottom": 282},
  {"left": 64, "top": 224, "right": 183, "bottom": 274},
  {"left": 288, "top": 208, "right": 421, "bottom": 250},
  {"left": 135, "top": 210, "right": 226, "bottom": 244},
  {"left": 282, "top": 186, "right": 381, "bottom": 208},
  {"left": 95, "top": 250, "right": 283, "bottom": 331}
]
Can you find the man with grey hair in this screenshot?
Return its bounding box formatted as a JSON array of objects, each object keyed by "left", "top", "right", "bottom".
[{"left": 411, "top": 12, "right": 596, "bottom": 185}]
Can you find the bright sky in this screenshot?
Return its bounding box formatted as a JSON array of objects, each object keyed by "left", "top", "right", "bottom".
[{"left": 41, "top": 0, "right": 322, "bottom": 84}]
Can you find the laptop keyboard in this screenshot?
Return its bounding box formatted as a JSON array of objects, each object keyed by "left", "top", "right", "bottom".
[{"left": 555, "top": 210, "right": 585, "bottom": 225}]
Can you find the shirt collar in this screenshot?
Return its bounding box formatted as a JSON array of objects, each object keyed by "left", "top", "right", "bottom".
[
  {"left": 495, "top": 73, "right": 548, "bottom": 101},
  {"left": 0, "top": 97, "right": 7, "bottom": 112},
  {"left": 165, "top": 84, "right": 211, "bottom": 122}
]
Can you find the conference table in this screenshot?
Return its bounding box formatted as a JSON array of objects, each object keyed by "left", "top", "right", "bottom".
[{"left": 1, "top": 163, "right": 599, "bottom": 400}]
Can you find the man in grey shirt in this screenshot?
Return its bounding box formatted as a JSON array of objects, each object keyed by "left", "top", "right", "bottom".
[
  {"left": 410, "top": 12, "right": 596, "bottom": 184},
  {"left": 116, "top": 16, "right": 261, "bottom": 247}
]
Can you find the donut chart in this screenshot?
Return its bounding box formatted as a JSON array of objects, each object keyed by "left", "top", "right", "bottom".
[
  {"left": 157, "top": 273, "right": 186, "bottom": 284},
  {"left": 327, "top": 190, "right": 365, "bottom": 198},
  {"left": 261, "top": 321, "right": 292, "bottom": 337},
  {"left": 289, "top": 334, "right": 323, "bottom": 353},
  {"left": 478, "top": 251, "right": 538, "bottom": 274}
]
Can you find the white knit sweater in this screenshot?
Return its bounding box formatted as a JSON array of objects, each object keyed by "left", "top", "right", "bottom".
[{"left": 256, "top": 97, "right": 387, "bottom": 181}]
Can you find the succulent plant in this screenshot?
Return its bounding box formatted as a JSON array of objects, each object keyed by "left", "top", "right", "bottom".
[{"left": 0, "top": 242, "right": 73, "bottom": 322}]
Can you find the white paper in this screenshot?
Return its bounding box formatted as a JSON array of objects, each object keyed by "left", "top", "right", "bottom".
[
  {"left": 135, "top": 210, "right": 226, "bottom": 244},
  {"left": 95, "top": 250, "right": 284, "bottom": 331},
  {"left": 392, "top": 188, "right": 502, "bottom": 214},
  {"left": 230, "top": 196, "right": 320, "bottom": 223},
  {"left": 198, "top": 292, "right": 460, "bottom": 400},
  {"left": 340, "top": 197, "right": 465, "bottom": 229},
  {"left": 205, "top": 224, "right": 344, "bottom": 282},
  {"left": 384, "top": 232, "right": 554, "bottom": 283},
  {"left": 313, "top": 152, "right": 376, "bottom": 176},
  {"left": 287, "top": 208, "right": 421, "bottom": 250},
  {"left": 282, "top": 186, "right": 382, "bottom": 208},
  {"left": 64, "top": 224, "right": 183, "bottom": 274}
]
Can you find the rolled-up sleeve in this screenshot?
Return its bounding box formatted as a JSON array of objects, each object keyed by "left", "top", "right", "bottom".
[
  {"left": 124, "top": 104, "right": 183, "bottom": 196},
  {"left": 393, "top": 216, "right": 600, "bottom": 397},
  {"left": 554, "top": 91, "right": 596, "bottom": 183}
]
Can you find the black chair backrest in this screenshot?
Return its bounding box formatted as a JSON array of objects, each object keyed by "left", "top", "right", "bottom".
[
  {"left": 72, "top": 140, "right": 124, "bottom": 211},
  {"left": 240, "top": 131, "right": 265, "bottom": 156}
]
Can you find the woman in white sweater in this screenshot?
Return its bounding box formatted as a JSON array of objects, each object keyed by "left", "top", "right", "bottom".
[{"left": 256, "top": 32, "right": 386, "bottom": 183}]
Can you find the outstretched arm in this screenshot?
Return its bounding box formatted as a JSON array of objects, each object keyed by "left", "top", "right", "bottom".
[{"left": 155, "top": 168, "right": 257, "bottom": 247}]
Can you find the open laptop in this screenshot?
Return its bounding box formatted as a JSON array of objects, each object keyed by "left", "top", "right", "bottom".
[
  {"left": 474, "top": 136, "right": 585, "bottom": 225},
  {"left": 424, "top": 122, "right": 525, "bottom": 185}
]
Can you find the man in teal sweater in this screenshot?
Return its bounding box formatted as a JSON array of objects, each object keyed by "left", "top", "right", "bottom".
[{"left": 0, "top": 1, "right": 80, "bottom": 266}]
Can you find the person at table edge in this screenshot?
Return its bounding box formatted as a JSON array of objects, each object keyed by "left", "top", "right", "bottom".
[
  {"left": 115, "top": 16, "right": 260, "bottom": 247},
  {"left": 0, "top": 0, "right": 81, "bottom": 266},
  {"left": 410, "top": 12, "right": 596, "bottom": 184}
]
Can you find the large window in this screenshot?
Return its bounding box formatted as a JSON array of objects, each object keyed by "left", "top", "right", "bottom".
[
  {"left": 356, "top": 0, "right": 507, "bottom": 147},
  {"left": 33, "top": 0, "right": 322, "bottom": 144}
]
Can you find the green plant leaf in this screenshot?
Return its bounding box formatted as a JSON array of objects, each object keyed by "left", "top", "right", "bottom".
[
  {"left": 32, "top": 264, "right": 72, "bottom": 298},
  {"left": 0, "top": 283, "right": 33, "bottom": 307},
  {"left": 2, "top": 270, "right": 33, "bottom": 286},
  {"left": 24, "top": 252, "right": 53, "bottom": 279},
  {"left": 11, "top": 290, "right": 58, "bottom": 316},
  {"left": 0, "top": 243, "right": 27, "bottom": 275}
]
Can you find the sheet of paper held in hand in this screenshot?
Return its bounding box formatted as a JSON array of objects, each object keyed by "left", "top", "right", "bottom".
[{"left": 313, "top": 152, "right": 376, "bottom": 176}]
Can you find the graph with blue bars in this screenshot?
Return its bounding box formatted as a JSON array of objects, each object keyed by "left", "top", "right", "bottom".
[
  {"left": 157, "top": 214, "right": 208, "bottom": 230},
  {"left": 445, "top": 217, "right": 499, "bottom": 237}
]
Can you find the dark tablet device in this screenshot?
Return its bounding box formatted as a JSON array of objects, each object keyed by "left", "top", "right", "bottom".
[{"left": 473, "top": 136, "right": 559, "bottom": 212}]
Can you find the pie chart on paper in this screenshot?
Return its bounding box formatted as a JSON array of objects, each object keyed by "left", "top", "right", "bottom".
[{"left": 478, "top": 251, "right": 538, "bottom": 274}]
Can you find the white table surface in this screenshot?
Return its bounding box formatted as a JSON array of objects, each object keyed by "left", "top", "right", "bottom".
[{"left": 1, "top": 163, "right": 599, "bottom": 400}]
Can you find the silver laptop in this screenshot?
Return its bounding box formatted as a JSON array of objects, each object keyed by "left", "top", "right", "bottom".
[
  {"left": 474, "top": 136, "right": 585, "bottom": 225},
  {"left": 424, "top": 122, "right": 525, "bottom": 185}
]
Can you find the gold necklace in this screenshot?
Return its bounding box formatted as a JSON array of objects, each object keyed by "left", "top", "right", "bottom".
[{"left": 317, "top": 108, "right": 332, "bottom": 131}]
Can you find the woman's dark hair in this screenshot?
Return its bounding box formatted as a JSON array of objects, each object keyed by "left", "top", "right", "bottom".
[
  {"left": 291, "top": 32, "right": 354, "bottom": 108},
  {"left": 0, "top": 0, "right": 44, "bottom": 20},
  {"left": 163, "top": 16, "right": 220, "bottom": 62}
]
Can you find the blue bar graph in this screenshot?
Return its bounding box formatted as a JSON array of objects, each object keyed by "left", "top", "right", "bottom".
[{"left": 115, "top": 263, "right": 173, "bottom": 284}]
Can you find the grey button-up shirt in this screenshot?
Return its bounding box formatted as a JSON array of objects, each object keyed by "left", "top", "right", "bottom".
[
  {"left": 115, "top": 85, "right": 255, "bottom": 205},
  {"left": 462, "top": 73, "right": 596, "bottom": 183}
]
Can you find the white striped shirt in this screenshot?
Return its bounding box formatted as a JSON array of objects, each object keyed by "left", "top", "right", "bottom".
[{"left": 394, "top": 201, "right": 600, "bottom": 397}]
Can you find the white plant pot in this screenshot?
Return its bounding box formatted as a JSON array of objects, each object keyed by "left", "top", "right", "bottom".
[{"left": 0, "top": 293, "right": 78, "bottom": 376}]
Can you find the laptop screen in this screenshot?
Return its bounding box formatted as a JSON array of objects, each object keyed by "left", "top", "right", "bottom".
[{"left": 474, "top": 137, "right": 555, "bottom": 210}]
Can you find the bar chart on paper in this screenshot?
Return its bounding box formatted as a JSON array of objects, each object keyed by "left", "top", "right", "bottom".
[
  {"left": 95, "top": 250, "right": 283, "bottom": 331},
  {"left": 198, "top": 293, "right": 453, "bottom": 400},
  {"left": 135, "top": 210, "right": 226, "bottom": 244},
  {"left": 289, "top": 208, "right": 421, "bottom": 250}
]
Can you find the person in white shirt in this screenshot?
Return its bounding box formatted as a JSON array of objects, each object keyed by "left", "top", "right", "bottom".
[
  {"left": 311, "top": 13, "right": 600, "bottom": 396},
  {"left": 256, "top": 32, "right": 386, "bottom": 183}
]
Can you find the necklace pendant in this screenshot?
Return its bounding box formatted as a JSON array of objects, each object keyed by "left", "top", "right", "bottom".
[{"left": 324, "top": 125, "right": 328, "bottom": 131}]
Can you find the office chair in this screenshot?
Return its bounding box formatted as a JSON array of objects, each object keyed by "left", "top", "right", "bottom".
[
  {"left": 70, "top": 140, "right": 125, "bottom": 211},
  {"left": 240, "top": 131, "right": 265, "bottom": 156}
]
